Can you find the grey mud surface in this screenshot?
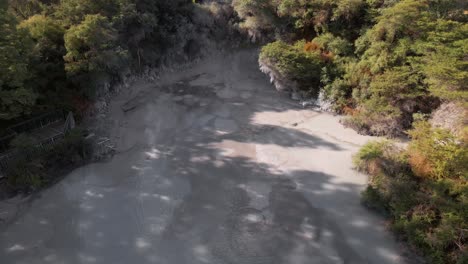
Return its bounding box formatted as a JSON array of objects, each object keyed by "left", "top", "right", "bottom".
[{"left": 1, "top": 50, "right": 413, "bottom": 264}]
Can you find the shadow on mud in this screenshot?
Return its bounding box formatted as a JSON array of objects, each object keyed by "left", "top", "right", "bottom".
[
  {"left": 141, "top": 129, "right": 375, "bottom": 263},
  {"left": 0, "top": 50, "right": 409, "bottom": 264}
]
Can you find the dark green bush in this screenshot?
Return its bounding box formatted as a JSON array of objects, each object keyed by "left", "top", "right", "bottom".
[
  {"left": 6, "top": 159, "right": 45, "bottom": 190},
  {"left": 44, "top": 129, "right": 92, "bottom": 168},
  {"left": 361, "top": 185, "right": 390, "bottom": 215},
  {"left": 5, "top": 129, "right": 92, "bottom": 192}
]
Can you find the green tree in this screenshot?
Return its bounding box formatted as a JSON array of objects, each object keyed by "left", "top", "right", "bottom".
[
  {"left": 64, "top": 14, "right": 127, "bottom": 96},
  {"left": 19, "top": 14, "right": 68, "bottom": 105},
  {"left": 0, "top": 9, "right": 37, "bottom": 120},
  {"left": 260, "top": 40, "right": 327, "bottom": 95},
  {"left": 55, "top": 0, "right": 121, "bottom": 25},
  {"left": 232, "top": 0, "right": 280, "bottom": 40},
  {"left": 7, "top": 0, "right": 45, "bottom": 19},
  {"left": 419, "top": 20, "right": 468, "bottom": 101},
  {"left": 355, "top": 0, "right": 429, "bottom": 73}
]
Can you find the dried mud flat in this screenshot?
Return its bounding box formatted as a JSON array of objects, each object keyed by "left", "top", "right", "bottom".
[{"left": 0, "top": 50, "right": 418, "bottom": 264}]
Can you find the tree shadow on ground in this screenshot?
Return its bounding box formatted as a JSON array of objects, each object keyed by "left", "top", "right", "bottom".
[{"left": 0, "top": 50, "right": 414, "bottom": 264}]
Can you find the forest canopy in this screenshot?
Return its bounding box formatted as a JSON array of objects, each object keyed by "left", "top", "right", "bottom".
[
  {"left": 0, "top": 0, "right": 199, "bottom": 124},
  {"left": 241, "top": 0, "right": 467, "bottom": 137}
]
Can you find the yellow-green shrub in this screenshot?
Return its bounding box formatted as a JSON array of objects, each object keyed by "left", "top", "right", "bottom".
[
  {"left": 408, "top": 121, "right": 467, "bottom": 180},
  {"left": 355, "top": 133, "right": 467, "bottom": 264}
]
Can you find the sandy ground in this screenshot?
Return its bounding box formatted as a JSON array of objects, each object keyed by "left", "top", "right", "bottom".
[{"left": 0, "top": 50, "right": 414, "bottom": 264}]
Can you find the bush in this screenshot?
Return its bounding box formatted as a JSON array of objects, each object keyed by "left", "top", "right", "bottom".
[
  {"left": 353, "top": 139, "right": 409, "bottom": 174},
  {"left": 6, "top": 159, "right": 45, "bottom": 190},
  {"left": 312, "top": 33, "right": 353, "bottom": 57},
  {"left": 353, "top": 140, "right": 391, "bottom": 174},
  {"left": 356, "top": 131, "right": 467, "bottom": 264},
  {"left": 408, "top": 121, "right": 467, "bottom": 180},
  {"left": 5, "top": 129, "right": 92, "bottom": 192},
  {"left": 343, "top": 95, "right": 406, "bottom": 137},
  {"left": 45, "top": 129, "right": 92, "bottom": 167},
  {"left": 259, "top": 40, "right": 325, "bottom": 94},
  {"left": 361, "top": 185, "right": 390, "bottom": 215}
]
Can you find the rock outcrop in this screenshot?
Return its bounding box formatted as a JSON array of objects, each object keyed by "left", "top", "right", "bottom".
[
  {"left": 258, "top": 58, "right": 297, "bottom": 93},
  {"left": 430, "top": 102, "right": 466, "bottom": 137}
]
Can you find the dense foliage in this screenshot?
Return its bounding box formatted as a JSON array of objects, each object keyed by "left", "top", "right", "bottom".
[
  {"left": 259, "top": 40, "right": 329, "bottom": 95},
  {"left": 5, "top": 129, "right": 92, "bottom": 192},
  {"left": 0, "top": 0, "right": 230, "bottom": 126},
  {"left": 5, "top": 0, "right": 464, "bottom": 137},
  {"left": 246, "top": 0, "right": 467, "bottom": 136},
  {"left": 0, "top": 8, "right": 37, "bottom": 120},
  {"left": 355, "top": 132, "right": 467, "bottom": 264},
  {"left": 236, "top": 0, "right": 467, "bottom": 263}
]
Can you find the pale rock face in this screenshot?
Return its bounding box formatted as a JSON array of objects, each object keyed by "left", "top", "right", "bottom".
[
  {"left": 314, "top": 91, "right": 334, "bottom": 112},
  {"left": 93, "top": 100, "right": 108, "bottom": 114},
  {"left": 430, "top": 102, "right": 466, "bottom": 136},
  {"left": 259, "top": 58, "right": 297, "bottom": 93},
  {"left": 291, "top": 92, "right": 302, "bottom": 101},
  {"left": 259, "top": 58, "right": 335, "bottom": 111}
]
